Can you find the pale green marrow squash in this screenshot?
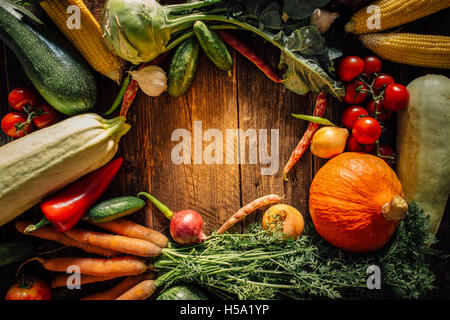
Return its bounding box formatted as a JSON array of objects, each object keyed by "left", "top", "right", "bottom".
[
  {"left": 396, "top": 74, "right": 450, "bottom": 234},
  {"left": 0, "top": 114, "right": 130, "bottom": 227}
]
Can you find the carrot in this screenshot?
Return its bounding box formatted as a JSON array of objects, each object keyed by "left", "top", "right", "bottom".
[
  {"left": 216, "top": 30, "right": 283, "bottom": 84},
  {"left": 283, "top": 90, "right": 327, "bottom": 180},
  {"left": 51, "top": 274, "right": 120, "bottom": 289},
  {"left": 116, "top": 280, "right": 156, "bottom": 300},
  {"left": 217, "top": 194, "right": 283, "bottom": 234},
  {"left": 64, "top": 227, "right": 162, "bottom": 258},
  {"left": 15, "top": 221, "right": 118, "bottom": 257},
  {"left": 81, "top": 273, "right": 156, "bottom": 300},
  {"left": 92, "top": 219, "right": 169, "bottom": 248},
  {"left": 35, "top": 256, "right": 152, "bottom": 277}
]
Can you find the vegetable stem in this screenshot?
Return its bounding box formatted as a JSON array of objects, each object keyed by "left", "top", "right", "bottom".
[
  {"left": 137, "top": 192, "right": 173, "bottom": 220},
  {"left": 104, "top": 73, "right": 132, "bottom": 116},
  {"left": 24, "top": 217, "right": 50, "bottom": 233},
  {"left": 165, "top": 0, "right": 222, "bottom": 14}
]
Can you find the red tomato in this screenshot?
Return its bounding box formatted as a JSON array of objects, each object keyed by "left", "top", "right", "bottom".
[
  {"left": 366, "top": 99, "right": 392, "bottom": 120},
  {"left": 346, "top": 135, "right": 375, "bottom": 153},
  {"left": 373, "top": 73, "right": 395, "bottom": 92},
  {"left": 5, "top": 278, "right": 51, "bottom": 300},
  {"left": 1, "top": 112, "right": 33, "bottom": 138},
  {"left": 8, "top": 87, "right": 41, "bottom": 112},
  {"left": 32, "top": 104, "right": 62, "bottom": 129},
  {"left": 383, "top": 84, "right": 410, "bottom": 112},
  {"left": 337, "top": 56, "right": 365, "bottom": 82},
  {"left": 352, "top": 117, "right": 381, "bottom": 145},
  {"left": 379, "top": 144, "right": 396, "bottom": 167},
  {"left": 341, "top": 106, "right": 369, "bottom": 130},
  {"left": 343, "top": 80, "right": 368, "bottom": 104},
  {"left": 362, "top": 56, "right": 382, "bottom": 75}
]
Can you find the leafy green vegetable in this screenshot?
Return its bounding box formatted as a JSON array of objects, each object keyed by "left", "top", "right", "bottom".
[
  {"left": 283, "top": 0, "right": 331, "bottom": 21},
  {"left": 102, "top": 0, "right": 343, "bottom": 97},
  {"left": 154, "top": 202, "right": 445, "bottom": 300},
  {"left": 275, "top": 26, "right": 343, "bottom": 96}
]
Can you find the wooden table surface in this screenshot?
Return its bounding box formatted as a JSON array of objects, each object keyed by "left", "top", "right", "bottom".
[{"left": 0, "top": 1, "right": 448, "bottom": 299}]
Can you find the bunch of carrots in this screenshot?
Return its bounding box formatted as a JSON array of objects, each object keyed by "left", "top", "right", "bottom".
[{"left": 15, "top": 219, "right": 168, "bottom": 300}]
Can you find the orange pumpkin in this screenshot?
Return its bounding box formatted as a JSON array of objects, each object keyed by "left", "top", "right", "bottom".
[{"left": 309, "top": 152, "right": 408, "bottom": 253}]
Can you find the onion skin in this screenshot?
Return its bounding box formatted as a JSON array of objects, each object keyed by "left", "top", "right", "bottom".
[
  {"left": 311, "top": 126, "right": 349, "bottom": 159},
  {"left": 262, "top": 204, "right": 305, "bottom": 241},
  {"left": 170, "top": 210, "right": 207, "bottom": 245}
]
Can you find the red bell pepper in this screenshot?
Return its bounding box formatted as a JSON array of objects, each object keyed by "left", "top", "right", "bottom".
[{"left": 40, "top": 157, "right": 123, "bottom": 232}]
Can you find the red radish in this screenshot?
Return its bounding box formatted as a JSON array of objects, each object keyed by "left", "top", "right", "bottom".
[{"left": 137, "top": 192, "right": 206, "bottom": 245}]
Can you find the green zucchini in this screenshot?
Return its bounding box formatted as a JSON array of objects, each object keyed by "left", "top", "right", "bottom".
[
  {"left": 88, "top": 196, "right": 146, "bottom": 223},
  {"left": 0, "top": 240, "right": 37, "bottom": 268},
  {"left": 193, "top": 21, "right": 233, "bottom": 72},
  {"left": 0, "top": 1, "right": 98, "bottom": 115},
  {"left": 156, "top": 285, "right": 210, "bottom": 300},
  {"left": 168, "top": 38, "right": 200, "bottom": 98}
]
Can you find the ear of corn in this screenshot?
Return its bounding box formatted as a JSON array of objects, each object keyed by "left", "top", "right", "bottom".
[
  {"left": 41, "top": 0, "right": 124, "bottom": 83},
  {"left": 345, "top": 0, "right": 450, "bottom": 34},
  {"left": 360, "top": 33, "right": 450, "bottom": 69}
]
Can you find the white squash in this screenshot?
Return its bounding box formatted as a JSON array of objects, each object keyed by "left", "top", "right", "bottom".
[
  {"left": 396, "top": 74, "right": 450, "bottom": 234},
  {"left": 0, "top": 113, "right": 130, "bottom": 227}
]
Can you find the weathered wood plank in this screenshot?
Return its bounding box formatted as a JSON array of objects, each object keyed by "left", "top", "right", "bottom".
[
  {"left": 131, "top": 52, "right": 242, "bottom": 235},
  {"left": 234, "top": 33, "right": 315, "bottom": 232}
]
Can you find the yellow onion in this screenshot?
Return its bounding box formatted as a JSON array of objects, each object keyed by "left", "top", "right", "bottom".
[
  {"left": 310, "top": 126, "right": 349, "bottom": 159},
  {"left": 129, "top": 65, "right": 167, "bottom": 97},
  {"left": 262, "top": 204, "right": 305, "bottom": 241}
]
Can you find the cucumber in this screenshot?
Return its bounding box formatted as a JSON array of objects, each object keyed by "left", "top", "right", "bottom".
[
  {"left": 0, "top": 1, "right": 98, "bottom": 115},
  {"left": 168, "top": 38, "right": 200, "bottom": 98},
  {"left": 156, "top": 285, "right": 210, "bottom": 300},
  {"left": 0, "top": 240, "right": 37, "bottom": 268},
  {"left": 193, "top": 21, "right": 233, "bottom": 72},
  {"left": 88, "top": 196, "right": 146, "bottom": 223}
]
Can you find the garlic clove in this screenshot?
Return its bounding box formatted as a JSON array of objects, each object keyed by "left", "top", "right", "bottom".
[
  {"left": 129, "top": 65, "right": 167, "bottom": 97},
  {"left": 311, "top": 9, "right": 340, "bottom": 34}
]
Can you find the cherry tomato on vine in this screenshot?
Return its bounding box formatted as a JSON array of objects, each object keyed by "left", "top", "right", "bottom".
[
  {"left": 341, "top": 106, "right": 369, "bottom": 130},
  {"left": 373, "top": 73, "right": 395, "bottom": 92},
  {"left": 5, "top": 277, "right": 51, "bottom": 300},
  {"left": 346, "top": 135, "right": 375, "bottom": 153},
  {"left": 383, "top": 84, "right": 410, "bottom": 112},
  {"left": 379, "top": 144, "right": 396, "bottom": 167},
  {"left": 343, "top": 80, "right": 368, "bottom": 104},
  {"left": 362, "top": 56, "right": 382, "bottom": 75},
  {"left": 337, "top": 56, "right": 365, "bottom": 82},
  {"left": 8, "top": 87, "right": 41, "bottom": 112},
  {"left": 32, "top": 104, "right": 62, "bottom": 129},
  {"left": 366, "top": 99, "right": 392, "bottom": 121},
  {"left": 1, "top": 112, "right": 33, "bottom": 138},
  {"left": 352, "top": 117, "right": 381, "bottom": 145}
]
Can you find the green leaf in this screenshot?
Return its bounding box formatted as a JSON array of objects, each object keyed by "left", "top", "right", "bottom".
[
  {"left": 291, "top": 114, "right": 337, "bottom": 126},
  {"left": 275, "top": 26, "right": 344, "bottom": 97},
  {"left": 283, "top": 0, "right": 331, "bottom": 21}
]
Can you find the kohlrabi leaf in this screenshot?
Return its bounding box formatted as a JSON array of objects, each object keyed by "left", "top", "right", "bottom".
[
  {"left": 275, "top": 26, "right": 344, "bottom": 98},
  {"left": 283, "top": 0, "right": 331, "bottom": 21}
]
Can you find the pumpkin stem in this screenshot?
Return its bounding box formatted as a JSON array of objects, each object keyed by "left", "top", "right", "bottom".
[{"left": 381, "top": 196, "right": 408, "bottom": 221}]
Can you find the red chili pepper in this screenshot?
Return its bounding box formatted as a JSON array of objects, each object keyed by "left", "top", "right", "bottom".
[
  {"left": 41, "top": 157, "right": 123, "bottom": 232},
  {"left": 283, "top": 90, "right": 327, "bottom": 180},
  {"left": 216, "top": 30, "right": 283, "bottom": 84}
]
